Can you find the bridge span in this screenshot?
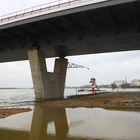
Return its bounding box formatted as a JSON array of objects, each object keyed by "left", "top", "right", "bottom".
[{"left": 0, "top": 0, "right": 140, "bottom": 100}]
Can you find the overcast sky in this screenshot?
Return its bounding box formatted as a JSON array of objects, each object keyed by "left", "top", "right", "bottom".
[{"left": 0, "top": 0, "right": 140, "bottom": 87}]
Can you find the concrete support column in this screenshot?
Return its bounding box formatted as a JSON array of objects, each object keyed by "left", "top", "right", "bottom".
[
  {"left": 28, "top": 49, "right": 48, "bottom": 100},
  {"left": 28, "top": 49, "right": 68, "bottom": 100},
  {"left": 54, "top": 58, "right": 68, "bottom": 98}
]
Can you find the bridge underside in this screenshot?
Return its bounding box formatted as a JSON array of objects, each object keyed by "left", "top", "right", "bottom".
[{"left": 0, "top": 0, "right": 140, "bottom": 62}]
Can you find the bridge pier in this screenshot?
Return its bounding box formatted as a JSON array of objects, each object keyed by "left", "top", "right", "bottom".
[{"left": 28, "top": 49, "right": 68, "bottom": 100}]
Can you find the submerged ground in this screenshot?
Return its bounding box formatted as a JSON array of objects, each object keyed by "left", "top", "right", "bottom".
[{"left": 0, "top": 91, "right": 140, "bottom": 119}]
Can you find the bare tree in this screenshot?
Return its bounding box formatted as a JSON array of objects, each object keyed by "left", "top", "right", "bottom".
[{"left": 111, "top": 83, "right": 117, "bottom": 90}]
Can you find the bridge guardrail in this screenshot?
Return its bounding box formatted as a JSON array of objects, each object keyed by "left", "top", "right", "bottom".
[{"left": 0, "top": 0, "right": 81, "bottom": 23}]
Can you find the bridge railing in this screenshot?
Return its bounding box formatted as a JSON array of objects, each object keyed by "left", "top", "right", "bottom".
[{"left": 0, "top": 0, "right": 82, "bottom": 23}]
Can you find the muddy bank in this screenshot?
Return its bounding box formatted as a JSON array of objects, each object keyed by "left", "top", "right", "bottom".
[
  {"left": 40, "top": 92, "right": 140, "bottom": 110},
  {"left": 0, "top": 108, "right": 32, "bottom": 119},
  {"left": 0, "top": 92, "right": 139, "bottom": 119}
]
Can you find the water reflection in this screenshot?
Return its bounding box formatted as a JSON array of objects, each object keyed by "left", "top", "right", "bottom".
[
  {"left": 0, "top": 106, "right": 69, "bottom": 140},
  {"left": 30, "top": 106, "right": 69, "bottom": 140},
  {"left": 0, "top": 106, "right": 140, "bottom": 140}
]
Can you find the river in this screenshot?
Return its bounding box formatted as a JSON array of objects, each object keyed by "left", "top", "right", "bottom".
[{"left": 0, "top": 88, "right": 140, "bottom": 140}]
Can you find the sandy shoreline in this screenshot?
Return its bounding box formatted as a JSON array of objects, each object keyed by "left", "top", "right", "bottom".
[
  {"left": 0, "top": 108, "right": 32, "bottom": 119},
  {"left": 40, "top": 92, "right": 140, "bottom": 110},
  {"left": 0, "top": 92, "right": 140, "bottom": 119}
]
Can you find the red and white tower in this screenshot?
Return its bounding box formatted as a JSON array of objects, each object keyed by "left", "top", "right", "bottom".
[{"left": 90, "top": 78, "right": 96, "bottom": 94}]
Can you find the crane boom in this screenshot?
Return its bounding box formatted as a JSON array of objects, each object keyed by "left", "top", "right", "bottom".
[{"left": 67, "top": 62, "right": 89, "bottom": 70}]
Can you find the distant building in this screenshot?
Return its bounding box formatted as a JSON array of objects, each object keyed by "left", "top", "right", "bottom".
[
  {"left": 113, "top": 80, "right": 126, "bottom": 87},
  {"left": 131, "top": 79, "right": 140, "bottom": 86}
]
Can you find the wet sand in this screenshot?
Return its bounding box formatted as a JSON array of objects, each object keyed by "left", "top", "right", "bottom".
[
  {"left": 0, "top": 92, "right": 140, "bottom": 119},
  {"left": 0, "top": 108, "right": 32, "bottom": 119},
  {"left": 41, "top": 92, "right": 140, "bottom": 110}
]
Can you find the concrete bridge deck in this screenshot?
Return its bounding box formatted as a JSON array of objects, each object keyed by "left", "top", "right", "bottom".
[{"left": 0, "top": 0, "right": 140, "bottom": 62}]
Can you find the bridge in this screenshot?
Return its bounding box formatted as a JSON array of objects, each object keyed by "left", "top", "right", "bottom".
[{"left": 0, "top": 0, "right": 140, "bottom": 100}]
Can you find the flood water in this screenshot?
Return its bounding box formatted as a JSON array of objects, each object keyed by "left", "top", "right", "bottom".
[{"left": 0, "top": 88, "right": 140, "bottom": 140}]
